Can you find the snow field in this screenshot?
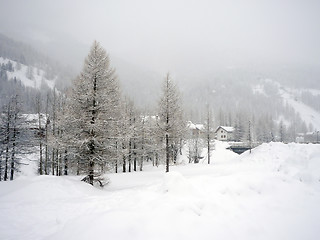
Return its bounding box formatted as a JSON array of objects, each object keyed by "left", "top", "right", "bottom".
[{"left": 1, "top": 142, "right": 320, "bottom": 240}]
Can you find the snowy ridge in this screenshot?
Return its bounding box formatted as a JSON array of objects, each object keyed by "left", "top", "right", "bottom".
[
  {"left": 1, "top": 142, "right": 320, "bottom": 240},
  {"left": 0, "top": 57, "right": 56, "bottom": 90}
]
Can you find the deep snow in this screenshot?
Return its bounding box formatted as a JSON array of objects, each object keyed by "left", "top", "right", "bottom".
[{"left": 1, "top": 142, "right": 320, "bottom": 240}]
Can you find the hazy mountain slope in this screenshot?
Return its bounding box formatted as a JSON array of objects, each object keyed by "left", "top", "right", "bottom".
[
  {"left": 279, "top": 87, "right": 320, "bottom": 130},
  {"left": 0, "top": 33, "right": 74, "bottom": 90},
  {"left": 0, "top": 57, "right": 55, "bottom": 90}
]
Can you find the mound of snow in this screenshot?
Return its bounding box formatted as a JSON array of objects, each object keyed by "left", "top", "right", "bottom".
[
  {"left": 240, "top": 142, "right": 320, "bottom": 183},
  {"left": 162, "top": 171, "right": 199, "bottom": 196}
]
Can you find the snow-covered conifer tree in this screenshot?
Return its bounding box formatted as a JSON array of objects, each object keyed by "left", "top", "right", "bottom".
[
  {"left": 157, "top": 73, "right": 185, "bottom": 172},
  {"left": 64, "top": 41, "right": 121, "bottom": 185},
  {"left": 203, "top": 105, "right": 214, "bottom": 164}
]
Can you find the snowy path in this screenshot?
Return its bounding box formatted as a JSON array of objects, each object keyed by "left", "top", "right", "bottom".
[{"left": 1, "top": 143, "right": 320, "bottom": 240}]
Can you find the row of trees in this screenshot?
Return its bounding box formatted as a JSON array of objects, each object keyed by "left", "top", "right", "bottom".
[
  {"left": 33, "top": 41, "right": 187, "bottom": 186},
  {"left": 3, "top": 40, "right": 309, "bottom": 184},
  {"left": 0, "top": 41, "right": 187, "bottom": 184},
  {"left": 0, "top": 93, "right": 32, "bottom": 181}
]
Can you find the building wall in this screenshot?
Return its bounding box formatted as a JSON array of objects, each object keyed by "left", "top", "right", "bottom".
[
  {"left": 217, "top": 128, "right": 228, "bottom": 141},
  {"left": 216, "top": 127, "right": 234, "bottom": 141}
]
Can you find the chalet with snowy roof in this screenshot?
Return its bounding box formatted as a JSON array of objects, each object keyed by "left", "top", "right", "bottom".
[
  {"left": 215, "top": 126, "right": 234, "bottom": 141},
  {"left": 187, "top": 121, "right": 204, "bottom": 137}
]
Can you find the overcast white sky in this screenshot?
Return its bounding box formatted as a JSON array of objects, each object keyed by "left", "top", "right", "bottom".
[{"left": 1, "top": 0, "right": 320, "bottom": 75}]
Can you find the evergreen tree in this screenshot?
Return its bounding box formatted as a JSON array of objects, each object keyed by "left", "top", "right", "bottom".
[
  {"left": 157, "top": 73, "right": 185, "bottom": 172},
  {"left": 203, "top": 105, "right": 214, "bottom": 164},
  {"left": 64, "top": 41, "right": 121, "bottom": 185},
  {"left": 279, "top": 120, "right": 286, "bottom": 143}
]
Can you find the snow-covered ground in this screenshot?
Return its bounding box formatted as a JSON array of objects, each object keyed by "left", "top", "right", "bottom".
[{"left": 1, "top": 142, "right": 320, "bottom": 240}]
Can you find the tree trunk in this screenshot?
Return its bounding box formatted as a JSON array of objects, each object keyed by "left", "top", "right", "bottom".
[
  {"left": 64, "top": 150, "right": 68, "bottom": 175},
  {"left": 4, "top": 144, "right": 9, "bottom": 181},
  {"left": 45, "top": 139, "right": 48, "bottom": 174},
  {"left": 45, "top": 94, "right": 49, "bottom": 175},
  {"left": 133, "top": 142, "right": 137, "bottom": 171},
  {"left": 56, "top": 149, "right": 59, "bottom": 176},
  {"left": 52, "top": 89, "right": 56, "bottom": 175},
  {"left": 166, "top": 133, "right": 169, "bottom": 172},
  {"left": 89, "top": 160, "right": 94, "bottom": 185},
  {"left": 115, "top": 141, "right": 118, "bottom": 173},
  {"left": 122, "top": 142, "right": 126, "bottom": 172},
  {"left": 58, "top": 150, "right": 62, "bottom": 176},
  {"left": 4, "top": 103, "right": 10, "bottom": 181},
  {"left": 39, "top": 140, "right": 43, "bottom": 175},
  {"left": 128, "top": 139, "right": 132, "bottom": 172},
  {"left": 10, "top": 118, "right": 17, "bottom": 181},
  {"left": 76, "top": 159, "right": 80, "bottom": 175},
  {"left": 156, "top": 152, "right": 159, "bottom": 167},
  {"left": 140, "top": 156, "right": 143, "bottom": 171},
  {"left": 207, "top": 137, "right": 210, "bottom": 164},
  {"left": 122, "top": 155, "right": 126, "bottom": 172},
  {"left": 52, "top": 150, "right": 55, "bottom": 175},
  {"left": 128, "top": 159, "right": 131, "bottom": 172}
]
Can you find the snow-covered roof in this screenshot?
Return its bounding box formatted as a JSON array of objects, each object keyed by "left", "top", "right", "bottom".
[
  {"left": 187, "top": 121, "right": 204, "bottom": 131},
  {"left": 215, "top": 126, "right": 235, "bottom": 133},
  {"left": 306, "top": 131, "right": 316, "bottom": 136}
]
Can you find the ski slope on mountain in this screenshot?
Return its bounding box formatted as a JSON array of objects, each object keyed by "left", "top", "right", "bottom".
[
  {"left": 0, "top": 57, "right": 55, "bottom": 89},
  {"left": 253, "top": 79, "right": 320, "bottom": 131},
  {"left": 1, "top": 142, "right": 320, "bottom": 240},
  {"left": 279, "top": 87, "right": 320, "bottom": 130}
]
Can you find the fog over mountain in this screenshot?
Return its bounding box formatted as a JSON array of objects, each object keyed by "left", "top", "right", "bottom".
[
  {"left": 1, "top": 0, "right": 320, "bottom": 75},
  {"left": 0, "top": 0, "right": 320, "bottom": 124}
]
